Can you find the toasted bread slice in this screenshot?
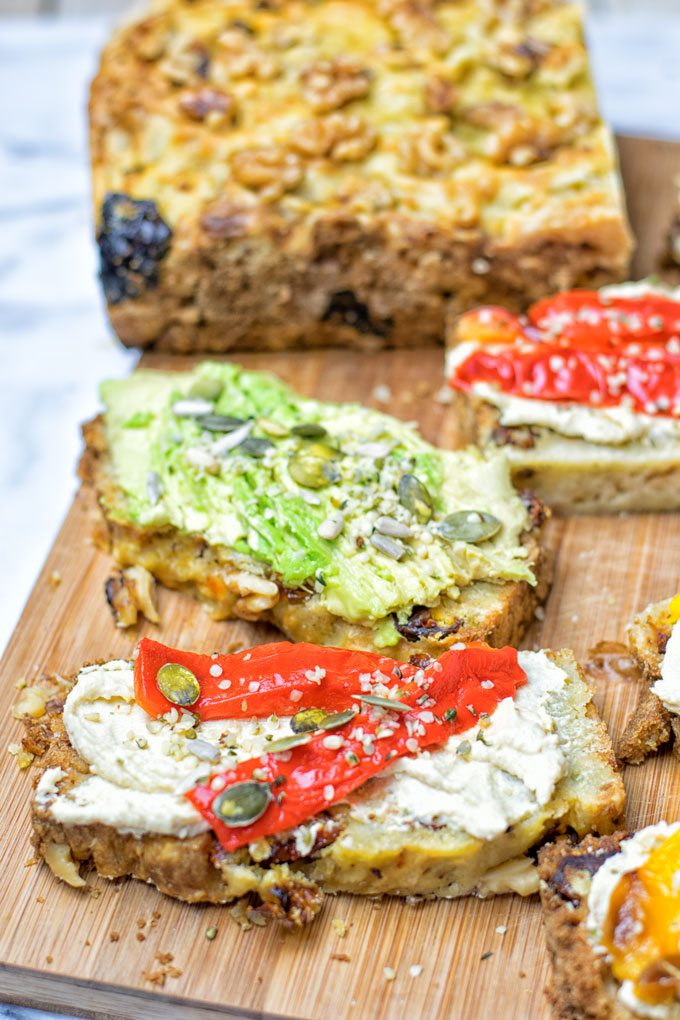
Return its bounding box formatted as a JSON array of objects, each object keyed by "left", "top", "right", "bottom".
[
  {"left": 80, "top": 363, "right": 551, "bottom": 659},
  {"left": 618, "top": 597, "right": 680, "bottom": 765},
  {"left": 473, "top": 402, "right": 680, "bottom": 516},
  {"left": 539, "top": 832, "right": 631, "bottom": 1020},
  {"left": 21, "top": 649, "right": 623, "bottom": 925}
]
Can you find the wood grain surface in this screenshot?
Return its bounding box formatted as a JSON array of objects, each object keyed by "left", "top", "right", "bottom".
[{"left": 0, "top": 136, "right": 679, "bottom": 1020}]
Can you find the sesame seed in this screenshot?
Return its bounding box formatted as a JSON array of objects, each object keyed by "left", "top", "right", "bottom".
[
  {"left": 323, "top": 784, "right": 335, "bottom": 801},
  {"left": 496, "top": 925, "right": 507, "bottom": 935},
  {"left": 209, "top": 664, "right": 223, "bottom": 678},
  {"left": 409, "top": 964, "right": 423, "bottom": 977},
  {"left": 217, "top": 679, "right": 231, "bottom": 690},
  {"left": 480, "top": 679, "right": 494, "bottom": 689},
  {"left": 248, "top": 681, "right": 260, "bottom": 694},
  {"left": 290, "top": 689, "right": 303, "bottom": 702},
  {"left": 383, "top": 967, "right": 396, "bottom": 982},
  {"left": 322, "top": 735, "right": 344, "bottom": 750},
  {"left": 405, "top": 737, "right": 419, "bottom": 753}
]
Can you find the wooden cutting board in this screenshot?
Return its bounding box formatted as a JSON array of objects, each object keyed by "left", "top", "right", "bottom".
[{"left": 1, "top": 135, "right": 679, "bottom": 1020}]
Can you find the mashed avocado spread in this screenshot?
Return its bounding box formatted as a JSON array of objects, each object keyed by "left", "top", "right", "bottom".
[{"left": 101, "top": 363, "right": 534, "bottom": 639}]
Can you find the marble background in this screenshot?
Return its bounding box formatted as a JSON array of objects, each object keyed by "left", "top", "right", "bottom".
[{"left": 0, "top": 11, "right": 680, "bottom": 1019}]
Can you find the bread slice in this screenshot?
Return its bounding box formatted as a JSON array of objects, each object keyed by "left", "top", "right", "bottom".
[
  {"left": 618, "top": 597, "right": 680, "bottom": 765},
  {"left": 538, "top": 831, "right": 631, "bottom": 1020},
  {"left": 473, "top": 402, "right": 680, "bottom": 516},
  {"left": 20, "top": 649, "right": 624, "bottom": 926},
  {"left": 90, "top": 0, "right": 630, "bottom": 353},
  {"left": 80, "top": 363, "right": 551, "bottom": 659}
]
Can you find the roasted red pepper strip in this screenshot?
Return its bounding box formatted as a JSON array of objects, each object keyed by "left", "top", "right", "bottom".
[
  {"left": 185, "top": 645, "right": 526, "bottom": 852},
  {"left": 449, "top": 290, "right": 680, "bottom": 416},
  {"left": 135, "top": 637, "right": 423, "bottom": 721}
]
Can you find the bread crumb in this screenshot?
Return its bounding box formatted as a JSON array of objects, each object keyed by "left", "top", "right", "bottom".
[
  {"left": 372, "top": 384, "right": 391, "bottom": 404},
  {"left": 142, "top": 952, "right": 182, "bottom": 987},
  {"left": 36, "top": 895, "right": 45, "bottom": 904},
  {"left": 205, "top": 926, "right": 218, "bottom": 941},
  {"left": 46, "top": 955, "right": 53, "bottom": 964},
  {"left": 495, "top": 925, "right": 507, "bottom": 935},
  {"left": 383, "top": 966, "right": 396, "bottom": 981},
  {"left": 136, "top": 932, "right": 146, "bottom": 942},
  {"left": 110, "top": 932, "right": 120, "bottom": 942},
  {"left": 519, "top": 970, "right": 526, "bottom": 978},
  {"left": 534, "top": 605, "right": 545, "bottom": 621},
  {"left": 136, "top": 918, "right": 146, "bottom": 929},
  {"left": 330, "top": 952, "right": 351, "bottom": 963},
  {"left": 332, "top": 918, "right": 348, "bottom": 938},
  {"left": 48, "top": 571, "right": 62, "bottom": 587},
  {"left": 435, "top": 385, "right": 453, "bottom": 405},
  {"left": 90, "top": 888, "right": 101, "bottom": 899},
  {"left": 409, "top": 964, "right": 423, "bottom": 977}
]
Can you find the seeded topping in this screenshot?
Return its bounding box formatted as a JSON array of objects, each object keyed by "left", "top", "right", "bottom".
[{"left": 156, "top": 663, "right": 201, "bottom": 707}]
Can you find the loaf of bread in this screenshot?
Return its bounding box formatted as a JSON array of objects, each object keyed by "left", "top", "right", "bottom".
[{"left": 90, "top": 0, "right": 632, "bottom": 352}]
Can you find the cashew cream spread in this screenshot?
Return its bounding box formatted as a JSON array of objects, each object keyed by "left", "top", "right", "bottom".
[{"left": 36, "top": 651, "right": 567, "bottom": 846}]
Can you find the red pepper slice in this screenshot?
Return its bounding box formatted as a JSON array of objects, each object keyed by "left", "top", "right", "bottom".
[
  {"left": 449, "top": 290, "right": 680, "bottom": 416},
  {"left": 184, "top": 644, "right": 526, "bottom": 852},
  {"left": 135, "top": 637, "right": 427, "bottom": 721}
]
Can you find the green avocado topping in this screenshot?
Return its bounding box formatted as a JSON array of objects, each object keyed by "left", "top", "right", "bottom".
[{"left": 100, "top": 362, "right": 535, "bottom": 634}]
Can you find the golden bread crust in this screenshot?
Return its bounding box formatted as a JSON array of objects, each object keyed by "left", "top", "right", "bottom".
[{"left": 91, "top": 0, "right": 631, "bottom": 351}]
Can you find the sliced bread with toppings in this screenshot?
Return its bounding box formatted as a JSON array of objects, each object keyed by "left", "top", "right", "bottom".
[
  {"left": 618, "top": 594, "right": 680, "bottom": 765},
  {"left": 80, "top": 361, "right": 550, "bottom": 658},
  {"left": 539, "top": 823, "right": 680, "bottom": 1020},
  {"left": 446, "top": 282, "right": 680, "bottom": 514},
  {"left": 21, "top": 639, "right": 624, "bottom": 925}
]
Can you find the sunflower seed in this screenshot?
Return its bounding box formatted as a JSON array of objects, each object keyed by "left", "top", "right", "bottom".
[
  {"left": 147, "top": 470, "right": 164, "bottom": 505},
  {"left": 437, "top": 511, "right": 502, "bottom": 544},
  {"left": 369, "top": 532, "right": 406, "bottom": 560},
  {"left": 172, "top": 397, "right": 214, "bottom": 418},
  {"left": 213, "top": 780, "right": 272, "bottom": 827},
  {"left": 156, "top": 663, "right": 201, "bottom": 706},
  {"left": 318, "top": 512, "right": 344, "bottom": 541},
  {"left": 189, "top": 739, "right": 221, "bottom": 762},
  {"left": 374, "top": 516, "right": 413, "bottom": 539},
  {"left": 355, "top": 441, "right": 394, "bottom": 459},
  {"left": 212, "top": 420, "right": 254, "bottom": 455}
]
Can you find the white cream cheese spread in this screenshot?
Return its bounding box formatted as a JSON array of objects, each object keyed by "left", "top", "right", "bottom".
[
  {"left": 652, "top": 621, "right": 680, "bottom": 716},
  {"left": 37, "top": 651, "right": 567, "bottom": 847},
  {"left": 587, "top": 822, "right": 680, "bottom": 1020}
]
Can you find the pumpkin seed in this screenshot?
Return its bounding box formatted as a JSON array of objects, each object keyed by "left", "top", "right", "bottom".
[
  {"left": 398, "top": 474, "right": 433, "bottom": 523},
  {"left": 196, "top": 413, "right": 247, "bottom": 433},
  {"left": 156, "top": 662, "right": 201, "bottom": 707},
  {"left": 354, "top": 694, "right": 410, "bottom": 713},
  {"left": 188, "top": 377, "right": 224, "bottom": 401},
  {"left": 291, "top": 707, "right": 356, "bottom": 734},
  {"left": 258, "top": 418, "right": 288, "bottom": 438},
  {"left": 238, "top": 437, "right": 274, "bottom": 458},
  {"left": 267, "top": 733, "right": 312, "bottom": 753},
  {"left": 213, "top": 780, "right": 272, "bottom": 827},
  {"left": 292, "top": 423, "right": 327, "bottom": 439},
  {"left": 437, "top": 511, "right": 502, "bottom": 544},
  {"left": 288, "top": 443, "right": 338, "bottom": 489},
  {"left": 369, "top": 532, "right": 405, "bottom": 560}
]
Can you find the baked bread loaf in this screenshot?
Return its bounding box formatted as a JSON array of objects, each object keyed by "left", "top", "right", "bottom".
[
  {"left": 90, "top": 0, "right": 631, "bottom": 352},
  {"left": 618, "top": 594, "right": 680, "bottom": 765},
  {"left": 446, "top": 283, "right": 680, "bottom": 514},
  {"left": 21, "top": 644, "right": 624, "bottom": 925},
  {"left": 539, "top": 824, "right": 680, "bottom": 1020},
  {"left": 80, "top": 361, "right": 551, "bottom": 659}
]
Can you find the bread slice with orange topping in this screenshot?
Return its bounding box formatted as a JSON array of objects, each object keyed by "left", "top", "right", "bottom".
[
  {"left": 446, "top": 282, "right": 680, "bottom": 514},
  {"left": 618, "top": 594, "right": 680, "bottom": 765},
  {"left": 19, "top": 642, "right": 623, "bottom": 925},
  {"left": 539, "top": 823, "right": 680, "bottom": 1020}
]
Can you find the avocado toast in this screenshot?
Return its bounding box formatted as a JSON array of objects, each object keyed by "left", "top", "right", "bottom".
[{"left": 81, "top": 362, "right": 550, "bottom": 658}]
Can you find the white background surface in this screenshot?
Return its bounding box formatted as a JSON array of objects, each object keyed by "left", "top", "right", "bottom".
[{"left": 0, "top": 10, "right": 679, "bottom": 1020}]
